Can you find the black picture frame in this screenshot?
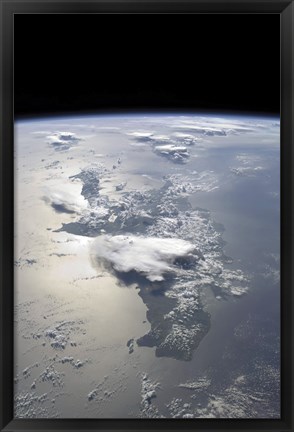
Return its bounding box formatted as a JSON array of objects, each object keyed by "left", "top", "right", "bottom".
[{"left": 1, "top": 1, "right": 293, "bottom": 431}]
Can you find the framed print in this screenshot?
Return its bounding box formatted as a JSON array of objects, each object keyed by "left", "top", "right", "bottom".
[{"left": 1, "top": 1, "right": 293, "bottom": 431}]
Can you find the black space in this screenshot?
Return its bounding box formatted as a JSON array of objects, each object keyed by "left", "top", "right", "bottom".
[{"left": 14, "top": 14, "right": 280, "bottom": 118}]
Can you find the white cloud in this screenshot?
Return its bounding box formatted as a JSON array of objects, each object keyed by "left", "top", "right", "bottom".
[
  {"left": 46, "top": 131, "right": 82, "bottom": 151},
  {"left": 173, "top": 133, "right": 202, "bottom": 145},
  {"left": 127, "top": 131, "right": 154, "bottom": 141},
  {"left": 230, "top": 166, "right": 264, "bottom": 177},
  {"left": 128, "top": 131, "right": 172, "bottom": 144},
  {"left": 231, "top": 153, "right": 265, "bottom": 177},
  {"left": 154, "top": 144, "right": 189, "bottom": 163},
  {"left": 172, "top": 124, "right": 227, "bottom": 136},
  {"left": 151, "top": 134, "right": 170, "bottom": 142},
  {"left": 91, "top": 234, "right": 197, "bottom": 282},
  {"left": 168, "top": 117, "right": 271, "bottom": 136},
  {"left": 155, "top": 144, "right": 187, "bottom": 152},
  {"left": 127, "top": 129, "right": 191, "bottom": 163},
  {"left": 42, "top": 188, "right": 87, "bottom": 214},
  {"left": 32, "top": 130, "right": 52, "bottom": 136},
  {"left": 235, "top": 153, "right": 261, "bottom": 165}
]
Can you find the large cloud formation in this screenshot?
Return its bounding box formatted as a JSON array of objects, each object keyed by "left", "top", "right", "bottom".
[{"left": 91, "top": 234, "right": 198, "bottom": 282}]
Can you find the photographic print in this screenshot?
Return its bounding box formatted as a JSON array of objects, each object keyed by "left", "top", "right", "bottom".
[{"left": 13, "top": 12, "right": 281, "bottom": 419}]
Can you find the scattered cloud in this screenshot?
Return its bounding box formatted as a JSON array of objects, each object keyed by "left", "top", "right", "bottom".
[
  {"left": 231, "top": 153, "right": 265, "bottom": 177},
  {"left": 230, "top": 166, "right": 264, "bottom": 177}
]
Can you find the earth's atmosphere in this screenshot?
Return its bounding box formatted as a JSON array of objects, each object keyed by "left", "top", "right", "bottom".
[{"left": 14, "top": 114, "right": 280, "bottom": 418}]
